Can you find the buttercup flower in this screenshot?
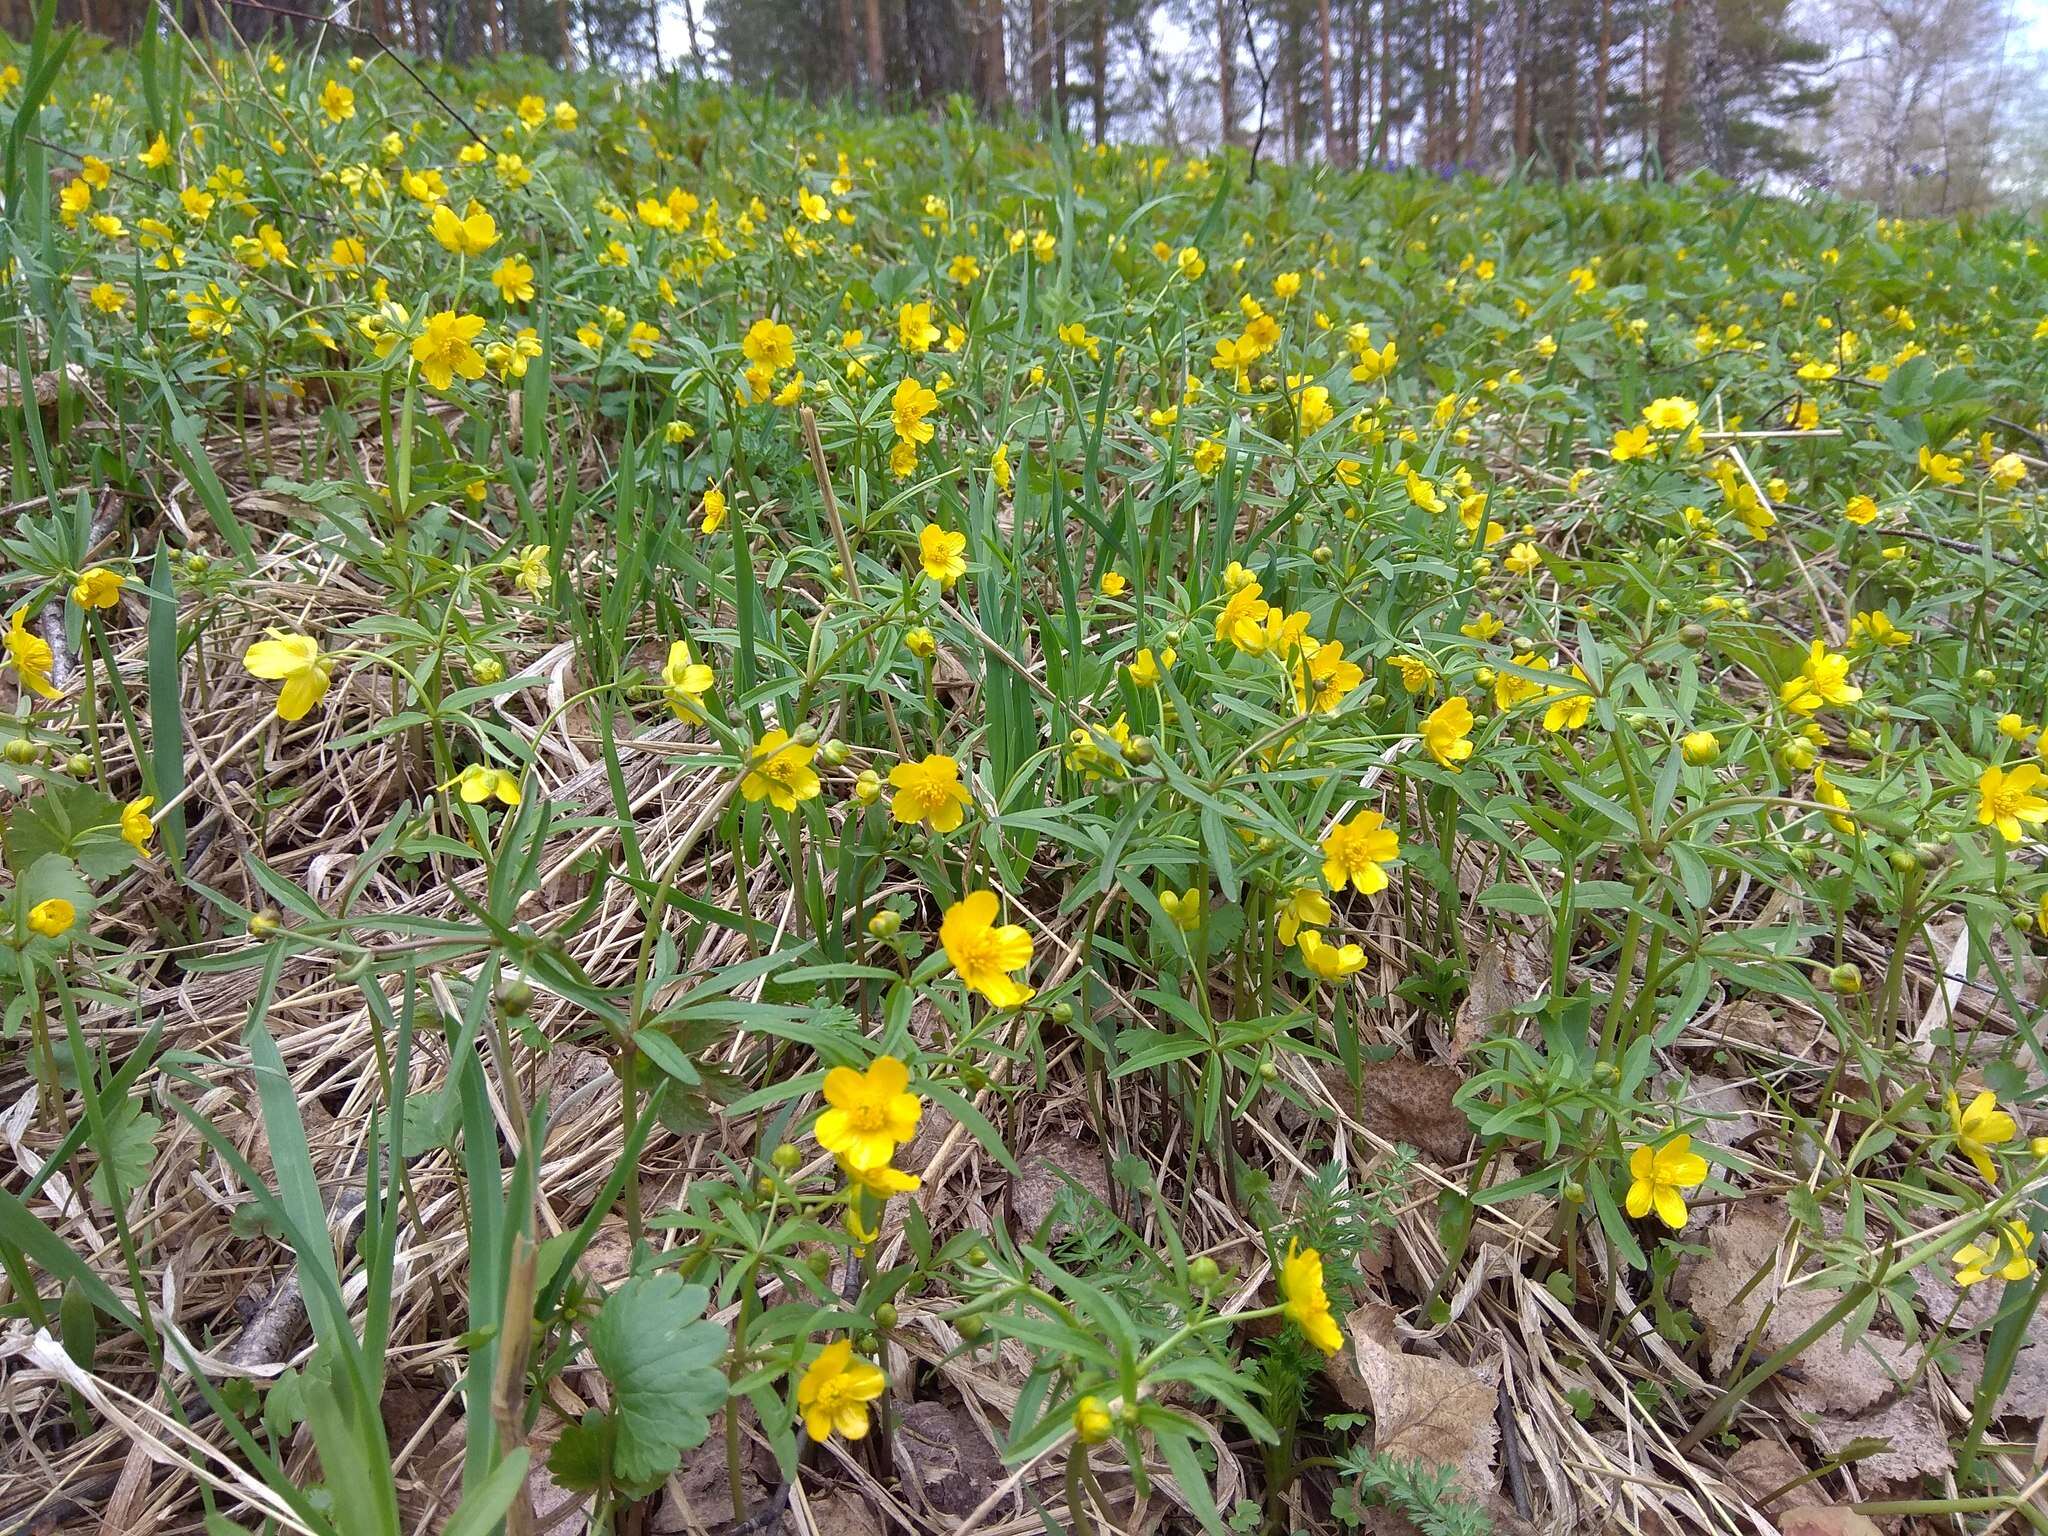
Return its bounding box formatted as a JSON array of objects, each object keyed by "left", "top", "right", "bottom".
[
  {"left": 888, "top": 753, "right": 972, "bottom": 833},
  {"left": 918, "top": 523, "right": 967, "bottom": 590},
  {"left": 740, "top": 729, "right": 821, "bottom": 811},
  {"left": 411, "top": 310, "right": 487, "bottom": 390},
  {"left": 796, "top": 1339, "right": 887, "bottom": 1443},
  {"left": 121, "top": 796, "right": 155, "bottom": 853},
  {"left": 1624, "top": 1135, "right": 1708, "bottom": 1230},
  {"left": 28, "top": 898, "right": 75, "bottom": 937},
  {"left": 1949, "top": 1089, "right": 2017, "bottom": 1183},
  {"left": 815, "top": 1054, "right": 921, "bottom": 1171},
  {"left": 1320, "top": 809, "right": 1399, "bottom": 894},
  {"left": 243, "top": 632, "right": 334, "bottom": 721},
  {"left": 3, "top": 610, "right": 58, "bottom": 700},
  {"left": 1279, "top": 1237, "right": 1343, "bottom": 1354},
  {"left": 1421, "top": 696, "right": 1474, "bottom": 768},
  {"left": 72, "top": 568, "right": 123, "bottom": 609},
  {"left": 662, "top": 641, "right": 714, "bottom": 720},
  {"left": 1977, "top": 763, "right": 2048, "bottom": 844},
  {"left": 1955, "top": 1220, "right": 2035, "bottom": 1286},
  {"left": 940, "top": 889, "right": 1034, "bottom": 1007},
  {"left": 447, "top": 763, "right": 522, "bottom": 806}
]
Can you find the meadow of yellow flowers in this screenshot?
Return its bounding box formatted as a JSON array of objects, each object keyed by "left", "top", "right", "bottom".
[{"left": 5, "top": 16, "right": 2048, "bottom": 1536}]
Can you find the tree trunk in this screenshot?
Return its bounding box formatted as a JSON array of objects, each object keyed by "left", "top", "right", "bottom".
[
  {"left": 837, "top": 0, "right": 860, "bottom": 92},
  {"left": 1592, "top": 0, "right": 1610, "bottom": 169},
  {"left": 1091, "top": 0, "right": 1107, "bottom": 143},
  {"left": 1466, "top": 0, "right": 1482, "bottom": 165},
  {"left": 864, "top": 0, "right": 886, "bottom": 95},
  {"left": 1317, "top": 0, "right": 1333, "bottom": 162},
  {"left": 1217, "top": 0, "right": 1235, "bottom": 146},
  {"left": 1654, "top": 0, "right": 1686, "bottom": 175},
  {"left": 1031, "top": 0, "right": 1052, "bottom": 117},
  {"left": 1347, "top": 0, "right": 1365, "bottom": 165},
  {"left": 1511, "top": 0, "right": 1531, "bottom": 163},
  {"left": 980, "top": 0, "right": 1007, "bottom": 112}
]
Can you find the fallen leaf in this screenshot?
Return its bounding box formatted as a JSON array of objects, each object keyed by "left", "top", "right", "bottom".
[
  {"left": 1776, "top": 1506, "right": 1883, "bottom": 1536},
  {"left": 1349, "top": 1304, "right": 1499, "bottom": 1499},
  {"left": 1722, "top": 1436, "right": 1808, "bottom": 1511},
  {"left": 1449, "top": 937, "right": 1543, "bottom": 1061},
  {"left": 1358, "top": 1058, "right": 1470, "bottom": 1163},
  {"left": 1008, "top": 1131, "right": 1112, "bottom": 1243},
  {"left": 1685, "top": 1202, "right": 1913, "bottom": 1414},
  {"left": 891, "top": 1396, "right": 1006, "bottom": 1518},
  {"left": 1807, "top": 1392, "right": 1955, "bottom": 1489}
]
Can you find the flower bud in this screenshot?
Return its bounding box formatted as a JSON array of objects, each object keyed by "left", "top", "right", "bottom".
[
  {"left": 1680, "top": 730, "right": 1720, "bottom": 766},
  {"left": 853, "top": 767, "right": 882, "bottom": 805},
  {"left": 820, "top": 737, "right": 851, "bottom": 767},
  {"left": 3, "top": 739, "right": 35, "bottom": 765},
  {"left": 771, "top": 1142, "right": 802, "bottom": 1172},
  {"left": 1049, "top": 1001, "right": 1074, "bottom": 1025},
  {"left": 866, "top": 908, "right": 902, "bottom": 939},
  {"left": 1188, "top": 1256, "right": 1221, "bottom": 1289},
  {"left": 873, "top": 1302, "right": 898, "bottom": 1330},
  {"left": 249, "top": 909, "right": 282, "bottom": 937},
  {"left": 472, "top": 655, "right": 505, "bottom": 684},
  {"left": 1678, "top": 622, "right": 1709, "bottom": 648},
  {"left": 496, "top": 977, "right": 534, "bottom": 1016},
  {"left": 1829, "top": 962, "right": 1863, "bottom": 995},
  {"left": 792, "top": 722, "right": 820, "bottom": 746},
  {"left": 956, "top": 1311, "right": 987, "bottom": 1340}
]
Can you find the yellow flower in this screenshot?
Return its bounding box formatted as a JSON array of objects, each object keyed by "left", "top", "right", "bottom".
[
  {"left": 27, "top": 898, "right": 75, "bottom": 938},
  {"left": 1812, "top": 763, "right": 1854, "bottom": 835},
  {"left": 888, "top": 753, "right": 972, "bottom": 833},
  {"left": 990, "top": 442, "right": 1012, "bottom": 491},
  {"left": 1214, "top": 571, "right": 1270, "bottom": 651},
  {"left": 940, "top": 889, "right": 1035, "bottom": 1007},
  {"left": 121, "top": 796, "right": 155, "bottom": 852},
  {"left": 1276, "top": 887, "right": 1331, "bottom": 946},
  {"left": 511, "top": 544, "right": 550, "bottom": 595},
  {"left": 1978, "top": 763, "right": 2048, "bottom": 844},
  {"left": 430, "top": 201, "right": 497, "bottom": 257},
  {"left": 139, "top": 133, "right": 171, "bottom": 170},
  {"left": 1623, "top": 1134, "right": 1708, "bottom": 1229},
  {"left": 1298, "top": 929, "right": 1367, "bottom": 981},
  {"left": 742, "top": 317, "right": 795, "bottom": 373},
  {"left": 1610, "top": 423, "right": 1653, "bottom": 462},
  {"left": 918, "top": 523, "right": 967, "bottom": 590},
  {"left": 71, "top": 568, "right": 123, "bottom": 609},
  {"left": 1297, "top": 637, "right": 1363, "bottom": 715},
  {"left": 740, "top": 729, "right": 821, "bottom": 811},
  {"left": 1779, "top": 639, "right": 1861, "bottom": 715},
  {"left": 1387, "top": 654, "right": 1437, "bottom": 696},
  {"left": 1278, "top": 1238, "right": 1343, "bottom": 1355},
  {"left": 318, "top": 79, "right": 356, "bottom": 122},
  {"left": 1919, "top": 444, "right": 1965, "bottom": 485},
  {"left": 1421, "top": 696, "right": 1474, "bottom": 768},
  {"left": 1680, "top": 730, "right": 1720, "bottom": 766},
  {"left": 891, "top": 377, "right": 939, "bottom": 445},
  {"left": 1541, "top": 666, "right": 1592, "bottom": 733},
  {"left": 698, "top": 486, "right": 728, "bottom": 535},
  {"left": 411, "top": 310, "right": 487, "bottom": 390},
  {"left": 947, "top": 253, "right": 981, "bottom": 284},
  {"left": 1098, "top": 570, "right": 1128, "bottom": 598},
  {"left": 1073, "top": 1395, "right": 1114, "bottom": 1444},
  {"left": 1850, "top": 610, "right": 1911, "bottom": 648},
  {"left": 1127, "top": 646, "right": 1173, "bottom": 687},
  {"left": 89, "top": 282, "right": 124, "bottom": 314},
  {"left": 662, "top": 640, "right": 714, "bottom": 720},
  {"left": 1843, "top": 494, "right": 1879, "bottom": 526},
  {"left": 905, "top": 626, "right": 936, "bottom": 660},
  {"left": 1954, "top": 1220, "right": 2035, "bottom": 1287},
  {"left": 490, "top": 255, "right": 535, "bottom": 303},
  {"left": 3, "top": 609, "right": 58, "bottom": 701},
  {"left": 1460, "top": 611, "right": 1502, "bottom": 642},
  {"left": 243, "top": 631, "right": 334, "bottom": 721},
  {"left": 1950, "top": 1089, "right": 2019, "bottom": 1183},
  {"left": 447, "top": 763, "right": 522, "bottom": 806},
  {"left": 796, "top": 1339, "right": 888, "bottom": 1443},
  {"left": 815, "top": 1054, "right": 922, "bottom": 1172},
  {"left": 897, "top": 301, "right": 940, "bottom": 354},
  {"left": 1320, "top": 809, "right": 1399, "bottom": 895},
  {"left": 1642, "top": 396, "right": 1698, "bottom": 432}
]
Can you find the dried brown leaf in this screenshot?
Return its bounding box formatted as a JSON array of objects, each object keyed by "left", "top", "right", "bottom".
[
  {"left": 1775, "top": 1506, "right": 1883, "bottom": 1536},
  {"left": 1687, "top": 1202, "right": 1912, "bottom": 1414},
  {"left": 1349, "top": 1304, "right": 1499, "bottom": 1499},
  {"left": 1722, "top": 1436, "right": 1809, "bottom": 1512},
  {"left": 1807, "top": 1392, "right": 1954, "bottom": 1489},
  {"left": 1358, "top": 1059, "right": 1470, "bottom": 1164},
  {"left": 1448, "top": 937, "right": 1542, "bottom": 1062}
]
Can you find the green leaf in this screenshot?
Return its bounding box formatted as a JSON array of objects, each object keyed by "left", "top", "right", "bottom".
[
  {"left": 88, "top": 1091, "right": 160, "bottom": 1209},
  {"left": 587, "top": 1273, "right": 728, "bottom": 1492},
  {"left": 4, "top": 782, "right": 131, "bottom": 881}
]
